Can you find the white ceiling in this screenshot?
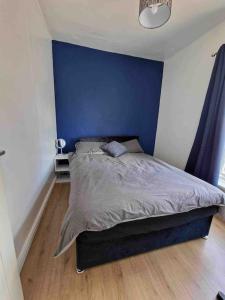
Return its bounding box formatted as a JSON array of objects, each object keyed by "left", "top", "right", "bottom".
[{"left": 39, "top": 0, "right": 225, "bottom": 61}]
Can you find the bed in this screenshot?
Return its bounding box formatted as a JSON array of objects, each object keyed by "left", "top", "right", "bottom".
[{"left": 55, "top": 136, "right": 225, "bottom": 273}]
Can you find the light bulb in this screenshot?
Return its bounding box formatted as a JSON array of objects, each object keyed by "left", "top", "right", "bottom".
[{"left": 151, "top": 4, "right": 159, "bottom": 15}]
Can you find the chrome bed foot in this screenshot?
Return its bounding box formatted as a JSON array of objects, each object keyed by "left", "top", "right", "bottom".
[
  {"left": 76, "top": 268, "right": 86, "bottom": 274},
  {"left": 202, "top": 235, "right": 209, "bottom": 240}
]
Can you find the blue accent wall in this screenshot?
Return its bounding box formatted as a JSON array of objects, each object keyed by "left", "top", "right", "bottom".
[{"left": 52, "top": 41, "right": 163, "bottom": 154}]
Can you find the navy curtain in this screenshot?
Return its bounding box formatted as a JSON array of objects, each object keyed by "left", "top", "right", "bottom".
[{"left": 185, "top": 44, "right": 225, "bottom": 186}]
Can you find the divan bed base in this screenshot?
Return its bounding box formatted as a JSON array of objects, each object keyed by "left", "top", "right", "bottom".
[{"left": 76, "top": 215, "right": 214, "bottom": 272}]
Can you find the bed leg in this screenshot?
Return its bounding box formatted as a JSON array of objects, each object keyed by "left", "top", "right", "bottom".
[
  {"left": 202, "top": 235, "right": 209, "bottom": 240},
  {"left": 76, "top": 268, "right": 86, "bottom": 274}
]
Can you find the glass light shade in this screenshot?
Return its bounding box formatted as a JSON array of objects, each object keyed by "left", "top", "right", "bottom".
[{"left": 139, "top": 0, "right": 172, "bottom": 29}]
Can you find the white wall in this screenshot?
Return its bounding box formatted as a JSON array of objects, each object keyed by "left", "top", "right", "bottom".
[
  {"left": 155, "top": 21, "right": 225, "bottom": 170},
  {"left": 0, "top": 0, "right": 56, "bottom": 256}
]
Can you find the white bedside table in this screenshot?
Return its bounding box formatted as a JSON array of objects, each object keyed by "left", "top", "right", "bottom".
[{"left": 55, "top": 153, "right": 73, "bottom": 183}]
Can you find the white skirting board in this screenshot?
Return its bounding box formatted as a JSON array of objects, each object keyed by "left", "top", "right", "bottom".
[{"left": 17, "top": 177, "right": 56, "bottom": 272}]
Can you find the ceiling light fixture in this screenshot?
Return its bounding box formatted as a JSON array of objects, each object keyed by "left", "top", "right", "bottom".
[{"left": 139, "top": 0, "right": 172, "bottom": 29}]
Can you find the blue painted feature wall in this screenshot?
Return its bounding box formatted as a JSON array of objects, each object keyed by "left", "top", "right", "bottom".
[{"left": 52, "top": 41, "right": 163, "bottom": 154}]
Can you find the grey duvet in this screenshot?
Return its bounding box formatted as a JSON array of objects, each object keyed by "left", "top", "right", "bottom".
[{"left": 55, "top": 153, "right": 225, "bottom": 256}]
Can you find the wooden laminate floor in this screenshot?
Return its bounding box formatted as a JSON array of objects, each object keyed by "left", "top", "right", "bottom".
[{"left": 21, "top": 183, "right": 225, "bottom": 300}]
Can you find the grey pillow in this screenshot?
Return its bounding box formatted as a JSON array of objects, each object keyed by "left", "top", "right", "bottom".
[
  {"left": 101, "top": 141, "right": 127, "bottom": 157},
  {"left": 75, "top": 141, "right": 106, "bottom": 154},
  {"left": 122, "top": 139, "right": 144, "bottom": 153}
]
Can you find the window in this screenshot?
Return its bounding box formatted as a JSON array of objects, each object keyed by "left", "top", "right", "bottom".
[{"left": 218, "top": 156, "right": 225, "bottom": 188}]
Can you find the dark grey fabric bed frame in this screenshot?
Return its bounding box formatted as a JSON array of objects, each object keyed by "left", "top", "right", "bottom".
[
  {"left": 78, "top": 135, "right": 139, "bottom": 143},
  {"left": 75, "top": 136, "right": 218, "bottom": 272},
  {"left": 76, "top": 207, "right": 217, "bottom": 272}
]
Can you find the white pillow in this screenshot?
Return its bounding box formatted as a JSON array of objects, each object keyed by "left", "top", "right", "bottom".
[
  {"left": 122, "top": 139, "right": 144, "bottom": 153},
  {"left": 75, "top": 141, "right": 106, "bottom": 154}
]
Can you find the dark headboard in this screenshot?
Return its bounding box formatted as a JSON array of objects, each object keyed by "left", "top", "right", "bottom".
[{"left": 78, "top": 136, "right": 139, "bottom": 143}]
